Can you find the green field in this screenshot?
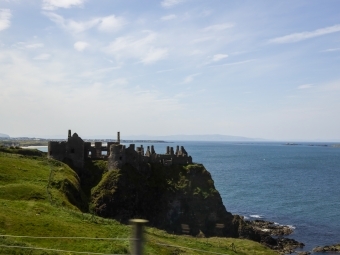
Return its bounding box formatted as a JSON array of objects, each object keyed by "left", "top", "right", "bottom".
[{"left": 0, "top": 147, "right": 277, "bottom": 255}]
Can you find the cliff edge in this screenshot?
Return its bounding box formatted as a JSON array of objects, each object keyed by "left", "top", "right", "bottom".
[
  {"left": 91, "top": 162, "right": 257, "bottom": 239},
  {"left": 88, "top": 161, "right": 304, "bottom": 253}
]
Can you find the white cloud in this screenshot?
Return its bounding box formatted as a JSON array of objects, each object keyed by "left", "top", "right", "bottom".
[
  {"left": 44, "top": 12, "right": 124, "bottom": 34},
  {"left": 104, "top": 32, "right": 168, "bottom": 64},
  {"left": 98, "top": 15, "right": 124, "bottom": 32},
  {"left": 212, "top": 54, "right": 228, "bottom": 62},
  {"left": 80, "top": 66, "right": 121, "bottom": 77},
  {"left": 191, "top": 36, "right": 214, "bottom": 44},
  {"left": 203, "top": 23, "right": 234, "bottom": 32},
  {"left": 157, "top": 68, "right": 174, "bottom": 73},
  {"left": 297, "top": 84, "right": 312, "bottom": 89},
  {"left": 269, "top": 24, "right": 340, "bottom": 44},
  {"left": 183, "top": 73, "right": 199, "bottom": 84},
  {"left": 202, "top": 54, "right": 229, "bottom": 66},
  {"left": 0, "top": 9, "right": 11, "bottom": 31},
  {"left": 74, "top": 41, "right": 89, "bottom": 52},
  {"left": 0, "top": 49, "right": 184, "bottom": 136},
  {"left": 161, "top": 0, "right": 186, "bottom": 8},
  {"left": 42, "top": 0, "right": 85, "bottom": 10},
  {"left": 141, "top": 47, "right": 168, "bottom": 64},
  {"left": 26, "top": 43, "right": 44, "bottom": 49},
  {"left": 322, "top": 48, "right": 340, "bottom": 52},
  {"left": 207, "top": 59, "right": 256, "bottom": 68},
  {"left": 44, "top": 12, "right": 99, "bottom": 33},
  {"left": 12, "top": 42, "right": 44, "bottom": 50},
  {"left": 33, "top": 53, "right": 51, "bottom": 60},
  {"left": 161, "top": 14, "right": 177, "bottom": 21}
]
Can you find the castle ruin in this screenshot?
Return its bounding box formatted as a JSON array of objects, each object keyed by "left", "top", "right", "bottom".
[{"left": 48, "top": 130, "right": 192, "bottom": 170}]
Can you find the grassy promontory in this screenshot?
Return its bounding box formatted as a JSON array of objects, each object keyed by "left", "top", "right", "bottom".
[{"left": 0, "top": 147, "right": 277, "bottom": 255}]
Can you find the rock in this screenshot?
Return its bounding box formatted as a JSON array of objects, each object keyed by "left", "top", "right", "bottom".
[
  {"left": 90, "top": 162, "right": 304, "bottom": 254},
  {"left": 297, "top": 252, "right": 311, "bottom": 255},
  {"left": 260, "top": 236, "right": 304, "bottom": 254},
  {"left": 246, "top": 219, "right": 294, "bottom": 236},
  {"left": 313, "top": 244, "right": 340, "bottom": 253},
  {"left": 277, "top": 237, "right": 304, "bottom": 249},
  {"left": 91, "top": 163, "right": 240, "bottom": 237}
]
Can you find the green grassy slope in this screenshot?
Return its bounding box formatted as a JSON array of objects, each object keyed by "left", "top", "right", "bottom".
[{"left": 0, "top": 148, "right": 277, "bottom": 255}]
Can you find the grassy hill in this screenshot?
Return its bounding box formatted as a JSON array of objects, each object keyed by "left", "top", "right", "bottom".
[{"left": 0, "top": 147, "right": 277, "bottom": 255}]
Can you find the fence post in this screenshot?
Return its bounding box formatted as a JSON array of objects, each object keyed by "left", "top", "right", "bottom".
[{"left": 130, "top": 219, "right": 148, "bottom": 255}]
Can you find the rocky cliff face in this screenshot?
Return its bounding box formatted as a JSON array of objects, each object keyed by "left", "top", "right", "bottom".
[
  {"left": 90, "top": 162, "right": 260, "bottom": 239},
  {"left": 46, "top": 154, "right": 304, "bottom": 253}
]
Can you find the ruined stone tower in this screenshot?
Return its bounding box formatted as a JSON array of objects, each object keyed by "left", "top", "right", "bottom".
[{"left": 48, "top": 130, "right": 192, "bottom": 171}]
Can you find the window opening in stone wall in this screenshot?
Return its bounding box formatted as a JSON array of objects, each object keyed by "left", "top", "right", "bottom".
[
  {"left": 71, "top": 148, "right": 75, "bottom": 153},
  {"left": 50, "top": 151, "right": 52, "bottom": 155}
]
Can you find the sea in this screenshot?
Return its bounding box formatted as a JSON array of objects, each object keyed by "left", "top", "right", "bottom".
[{"left": 33, "top": 141, "right": 340, "bottom": 252}]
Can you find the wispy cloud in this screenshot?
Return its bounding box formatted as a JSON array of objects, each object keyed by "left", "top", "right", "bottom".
[
  {"left": 202, "top": 54, "right": 229, "bottom": 66},
  {"left": 212, "top": 54, "right": 228, "bottom": 62},
  {"left": 203, "top": 23, "right": 234, "bottom": 32},
  {"left": 191, "top": 36, "right": 214, "bottom": 44},
  {"left": 43, "top": 12, "right": 97, "bottom": 33},
  {"left": 97, "top": 15, "right": 124, "bottom": 33},
  {"left": 0, "top": 50, "right": 183, "bottom": 135},
  {"left": 74, "top": 41, "right": 89, "bottom": 52},
  {"left": 161, "top": 14, "right": 177, "bottom": 21},
  {"left": 269, "top": 24, "right": 340, "bottom": 44},
  {"left": 297, "top": 84, "right": 313, "bottom": 89},
  {"left": 44, "top": 12, "right": 124, "bottom": 34},
  {"left": 322, "top": 48, "right": 340, "bottom": 52},
  {"left": 12, "top": 42, "right": 44, "bottom": 49},
  {"left": 33, "top": 53, "right": 51, "bottom": 60},
  {"left": 0, "top": 9, "right": 11, "bottom": 31},
  {"left": 26, "top": 43, "right": 44, "bottom": 49},
  {"left": 207, "top": 59, "right": 256, "bottom": 68},
  {"left": 141, "top": 47, "right": 168, "bottom": 64},
  {"left": 80, "top": 66, "right": 122, "bottom": 77},
  {"left": 161, "top": 0, "right": 186, "bottom": 8},
  {"left": 42, "top": 0, "right": 86, "bottom": 10},
  {"left": 104, "top": 31, "right": 168, "bottom": 64},
  {"left": 183, "top": 73, "right": 200, "bottom": 84},
  {"left": 156, "top": 68, "right": 174, "bottom": 73}
]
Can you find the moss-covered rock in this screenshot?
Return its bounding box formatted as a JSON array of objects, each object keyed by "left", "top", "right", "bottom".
[{"left": 90, "top": 162, "right": 258, "bottom": 239}]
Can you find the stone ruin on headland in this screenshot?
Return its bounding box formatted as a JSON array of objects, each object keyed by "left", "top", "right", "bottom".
[{"left": 48, "top": 130, "right": 192, "bottom": 170}]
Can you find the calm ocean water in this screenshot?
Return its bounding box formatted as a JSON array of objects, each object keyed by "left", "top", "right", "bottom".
[{"left": 36, "top": 142, "right": 340, "bottom": 251}]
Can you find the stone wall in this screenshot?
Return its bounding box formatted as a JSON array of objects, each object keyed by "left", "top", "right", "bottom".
[
  {"left": 48, "top": 132, "right": 85, "bottom": 169},
  {"left": 48, "top": 130, "right": 193, "bottom": 171},
  {"left": 108, "top": 143, "right": 192, "bottom": 171}
]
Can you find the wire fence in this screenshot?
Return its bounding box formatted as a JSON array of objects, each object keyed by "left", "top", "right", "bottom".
[
  {"left": 0, "top": 234, "right": 133, "bottom": 255},
  {"left": 1, "top": 149, "right": 232, "bottom": 255},
  {"left": 0, "top": 231, "right": 232, "bottom": 255},
  {"left": 0, "top": 234, "right": 135, "bottom": 241},
  {"left": 0, "top": 244, "right": 128, "bottom": 255}
]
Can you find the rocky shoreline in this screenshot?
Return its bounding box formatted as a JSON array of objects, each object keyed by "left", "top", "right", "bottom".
[
  {"left": 245, "top": 219, "right": 304, "bottom": 254},
  {"left": 246, "top": 220, "right": 340, "bottom": 254},
  {"left": 313, "top": 244, "right": 340, "bottom": 253}
]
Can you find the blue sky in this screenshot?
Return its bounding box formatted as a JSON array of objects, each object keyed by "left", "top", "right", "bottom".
[{"left": 1, "top": 0, "right": 340, "bottom": 141}]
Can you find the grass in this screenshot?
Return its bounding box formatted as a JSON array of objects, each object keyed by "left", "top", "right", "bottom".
[{"left": 0, "top": 148, "right": 277, "bottom": 255}]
